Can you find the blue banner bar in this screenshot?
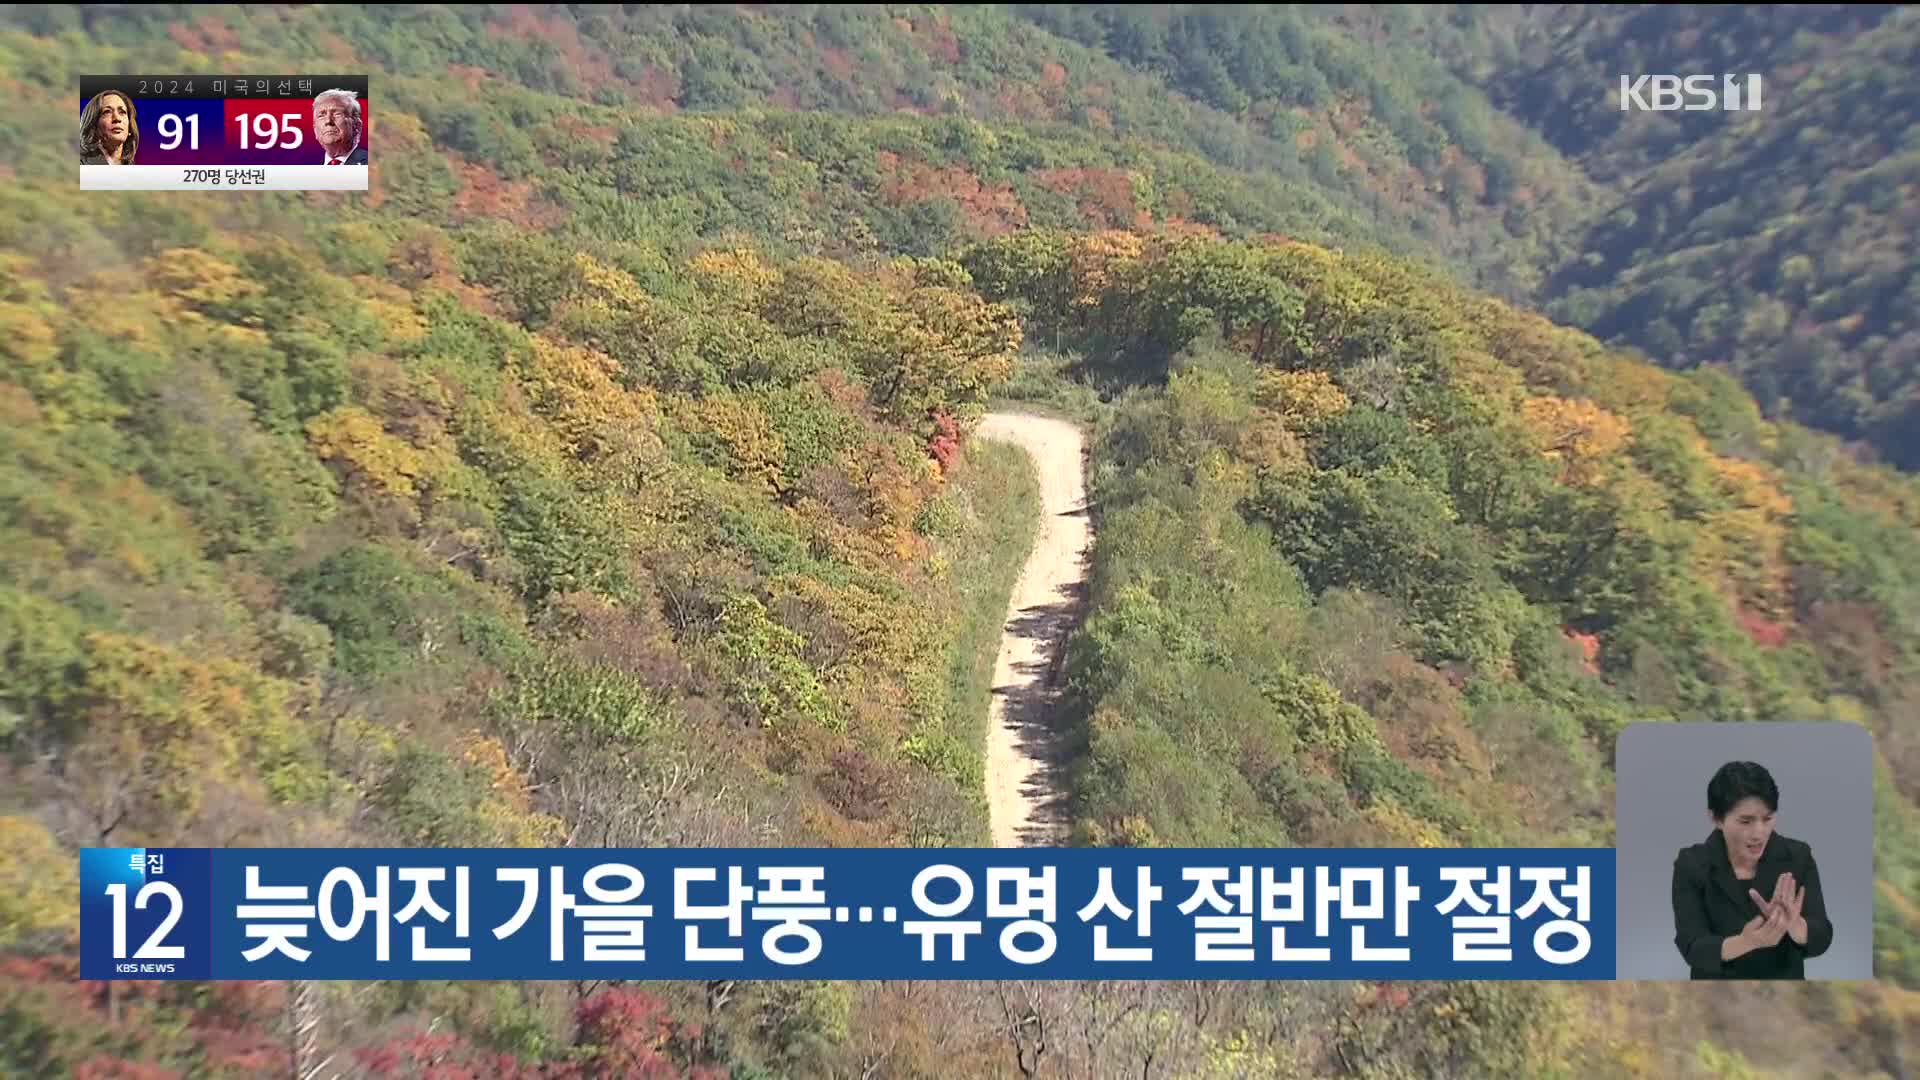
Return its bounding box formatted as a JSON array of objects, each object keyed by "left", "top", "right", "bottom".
[{"left": 79, "top": 847, "right": 1614, "bottom": 981}]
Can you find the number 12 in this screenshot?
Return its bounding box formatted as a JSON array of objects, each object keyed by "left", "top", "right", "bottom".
[{"left": 105, "top": 881, "right": 185, "bottom": 959}]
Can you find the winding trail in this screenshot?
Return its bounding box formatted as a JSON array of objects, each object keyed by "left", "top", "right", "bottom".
[{"left": 975, "top": 411, "right": 1092, "bottom": 848}]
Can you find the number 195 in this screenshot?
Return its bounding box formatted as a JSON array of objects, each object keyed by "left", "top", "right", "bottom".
[{"left": 235, "top": 112, "right": 305, "bottom": 150}]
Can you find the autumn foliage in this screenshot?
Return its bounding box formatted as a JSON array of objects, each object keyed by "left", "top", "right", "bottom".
[
  {"left": 3, "top": 6, "right": 1919, "bottom": 1080},
  {"left": 353, "top": 988, "right": 720, "bottom": 1079}
]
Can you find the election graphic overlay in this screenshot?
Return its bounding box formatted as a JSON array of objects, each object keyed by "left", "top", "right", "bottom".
[
  {"left": 80, "top": 847, "right": 1615, "bottom": 982},
  {"left": 79, "top": 75, "right": 368, "bottom": 191}
]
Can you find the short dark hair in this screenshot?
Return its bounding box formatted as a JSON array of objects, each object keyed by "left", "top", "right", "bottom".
[{"left": 1707, "top": 760, "right": 1779, "bottom": 820}]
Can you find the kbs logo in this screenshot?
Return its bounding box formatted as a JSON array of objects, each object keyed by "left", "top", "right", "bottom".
[{"left": 1618, "top": 74, "right": 1763, "bottom": 112}]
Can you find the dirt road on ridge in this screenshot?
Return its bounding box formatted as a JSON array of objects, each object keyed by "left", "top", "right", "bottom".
[{"left": 975, "top": 411, "right": 1091, "bottom": 848}]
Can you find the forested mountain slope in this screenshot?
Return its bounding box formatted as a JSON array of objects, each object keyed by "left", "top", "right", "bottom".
[
  {"left": 1419, "top": 3, "right": 1918, "bottom": 467},
  {"left": 1018, "top": 3, "right": 1920, "bottom": 467},
  {"left": 1537, "top": 5, "right": 1920, "bottom": 470},
  {"left": 963, "top": 225, "right": 1920, "bottom": 1075},
  {"left": 2, "top": 5, "right": 1918, "bottom": 1078},
  {"left": 13, "top": 3, "right": 1604, "bottom": 291},
  {"left": 28, "top": 4, "right": 1913, "bottom": 470}
]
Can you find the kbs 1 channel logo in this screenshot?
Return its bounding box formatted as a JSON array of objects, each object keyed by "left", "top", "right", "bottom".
[
  {"left": 78, "top": 75, "right": 369, "bottom": 191},
  {"left": 1618, "top": 73, "right": 1764, "bottom": 113}
]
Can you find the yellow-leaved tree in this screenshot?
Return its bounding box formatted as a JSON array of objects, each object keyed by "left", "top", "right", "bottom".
[
  {"left": 1522, "top": 394, "right": 1632, "bottom": 486},
  {"left": 0, "top": 815, "right": 78, "bottom": 947}
]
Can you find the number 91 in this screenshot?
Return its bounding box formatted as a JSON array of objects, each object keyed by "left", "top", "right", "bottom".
[
  {"left": 236, "top": 112, "right": 305, "bottom": 151},
  {"left": 156, "top": 112, "right": 201, "bottom": 151}
]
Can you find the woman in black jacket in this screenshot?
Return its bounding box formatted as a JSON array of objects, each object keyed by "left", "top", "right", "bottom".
[{"left": 1671, "top": 760, "right": 1835, "bottom": 979}]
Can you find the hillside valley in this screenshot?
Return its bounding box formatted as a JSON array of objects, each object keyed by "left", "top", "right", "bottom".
[{"left": 2, "top": 5, "right": 1918, "bottom": 1078}]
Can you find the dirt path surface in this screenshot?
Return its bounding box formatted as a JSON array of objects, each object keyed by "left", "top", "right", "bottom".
[{"left": 976, "top": 411, "right": 1091, "bottom": 848}]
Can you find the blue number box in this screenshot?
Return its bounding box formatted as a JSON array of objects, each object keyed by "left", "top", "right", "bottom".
[{"left": 78, "top": 96, "right": 225, "bottom": 166}]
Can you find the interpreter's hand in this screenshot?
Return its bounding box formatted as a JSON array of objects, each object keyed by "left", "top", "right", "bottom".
[
  {"left": 1778, "top": 874, "right": 1808, "bottom": 945},
  {"left": 1749, "top": 874, "right": 1806, "bottom": 946},
  {"left": 1742, "top": 895, "right": 1790, "bottom": 949}
]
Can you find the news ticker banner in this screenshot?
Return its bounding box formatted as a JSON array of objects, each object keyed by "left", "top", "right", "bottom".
[
  {"left": 78, "top": 75, "right": 368, "bottom": 191},
  {"left": 81, "top": 848, "right": 1613, "bottom": 981}
]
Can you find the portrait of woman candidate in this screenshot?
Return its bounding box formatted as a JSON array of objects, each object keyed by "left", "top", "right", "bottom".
[
  {"left": 1671, "top": 760, "right": 1834, "bottom": 979},
  {"left": 80, "top": 89, "right": 138, "bottom": 165}
]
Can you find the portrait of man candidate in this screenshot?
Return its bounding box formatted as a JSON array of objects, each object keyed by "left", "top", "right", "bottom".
[
  {"left": 80, "top": 89, "right": 138, "bottom": 165},
  {"left": 313, "top": 88, "right": 367, "bottom": 165},
  {"left": 1671, "top": 760, "right": 1835, "bottom": 980}
]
